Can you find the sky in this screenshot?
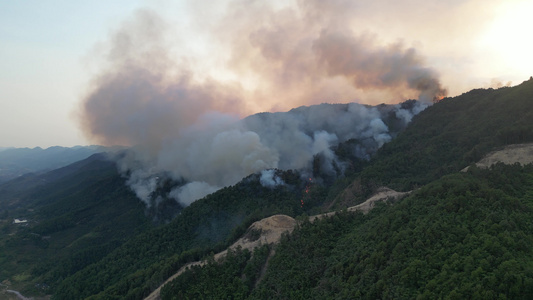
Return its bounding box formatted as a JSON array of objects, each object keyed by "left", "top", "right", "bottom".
[{"left": 1, "top": 0, "right": 532, "bottom": 148}]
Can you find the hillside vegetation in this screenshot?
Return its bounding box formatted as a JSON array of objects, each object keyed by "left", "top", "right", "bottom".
[
  {"left": 50, "top": 170, "right": 314, "bottom": 299},
  {"left": 0, "top": 154, "right": 150, "bottom": 297},
  {"left": 1, "top": 79, "right": 532, "bottom": 299},
  {"left": 360, "top": 79, "right": 533, "bottom": 191},
  {"left": 160, "top": 79, "right": 533, "bottom": 299},
  {"left": 162, "top": 163, "right": 533, "bottom": 299}
]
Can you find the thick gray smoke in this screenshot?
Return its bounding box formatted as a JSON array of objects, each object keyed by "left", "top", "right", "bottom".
[
  {"left": 79, "top": 3, "right": 443, "bottom": 207},
  {"left": 312, "top": 30, "right": 448, "bottom": 102},
  {"left": 79, "top": 9, "right": 246, "bottom": 154},
  {"left": 168, "top": 182, "right": 220, "bottom": 207},
  {"left": 111, "top": 100, "right": 428, "bottom": 206},
  {"left": 213, "top": 0, "right": 448, "bottom": 107}
]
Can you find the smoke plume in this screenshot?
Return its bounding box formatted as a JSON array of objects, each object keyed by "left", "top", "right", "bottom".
[
  {"left": 169, "top": 182, "right": 220, "bottom": 207},
  {"left": 259, "top": 170, "right": 286, "bottom": 188},
  {"left": 79, "top": 2, "right": 445, "bottom": 207}
]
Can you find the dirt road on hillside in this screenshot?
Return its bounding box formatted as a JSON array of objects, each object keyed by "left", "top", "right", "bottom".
[{"left": 144, "top": 188, "right": 408, "bottom": 300}]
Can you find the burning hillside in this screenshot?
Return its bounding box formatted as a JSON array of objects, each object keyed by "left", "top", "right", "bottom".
[{"left": 78, "top": 1, "right": 447, "bottom": 207}]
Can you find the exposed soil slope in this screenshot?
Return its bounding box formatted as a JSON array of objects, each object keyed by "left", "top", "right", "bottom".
[
  {"left": 145, "top": 188, "right": 408, "bottom": 300},
  {"left": 309, "top": 187, "right": 409, "bottom": 222},
  {"left": 462, "top": 143, "right": 533, "bottom": 171}
]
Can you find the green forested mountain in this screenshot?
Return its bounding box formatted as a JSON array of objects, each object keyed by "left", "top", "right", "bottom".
[
  {"left": 0, "top": 154, "right": 151, "bottom": 297},
  {"left": 0, "top": 145, "right": 119, "bottom": 183},
  {"left": 1, "top": 79, "right": 533, "bottom": 299},
  {"left": 160, "top": 79, "right": 533, "bottom": 299},
  {"left": 361, "top": 79, "right": 533, "bottom": 191},
  {"left": 51, "top": 170, "right": 311, "bottom": 299},
  {"left": 326, "top": 78, "right": 533, "bottom": 209},
  {"left": 162, "top": 163, "right": 533, "bottom": 299}
]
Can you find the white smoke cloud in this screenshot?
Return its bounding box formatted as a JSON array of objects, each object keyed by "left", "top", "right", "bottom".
[
  {"left": 157, "top": 122, "right": 279, "bottom": 188},
  {"left": 259, "top": 169, "right": 286, "bottom": 188},
  {"left": 312, "top": 131, "right": 340, "bottom": 176},
  {"left": 127, "top": 174, "right": 158, "bottom": 207},
  {"left": 113, "top": 151, "right": 160, "bottom": 207},
  {"left": 78, "top": 4, "right": 441, "bottom": 207},
  {"left": 112, "top": 101, "right": 427, "bottom": 207},
  {"left": 168, "top": 181, "right": 220, "bottom": 207},
  {"left": 366, "top": 119, "right": 391, "bottom": 147}
]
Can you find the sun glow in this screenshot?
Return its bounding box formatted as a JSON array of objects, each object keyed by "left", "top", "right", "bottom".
[{"left": 478, "top": 1, "right": 533, "bottom": 78}]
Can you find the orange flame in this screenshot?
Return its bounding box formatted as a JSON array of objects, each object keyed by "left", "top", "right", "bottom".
[
  {"left": 433, "top": 95, "right": 445, "bottom": 103},
  {"left": 300, "top": 177, "right": 313, "bottom": 207}
]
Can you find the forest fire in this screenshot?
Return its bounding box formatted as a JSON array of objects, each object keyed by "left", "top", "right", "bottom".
[
  {"left": 301, "top": 178, "right": 313, "bottom": 208},
  {"left": 433, "top": 95, "right": 445, "bottom": 103}
]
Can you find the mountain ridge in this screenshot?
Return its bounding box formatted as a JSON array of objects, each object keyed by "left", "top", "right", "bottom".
[
  {"left": 151, "top": 138, "right": 533, "bottom": 299},
  {"left": 147, "top": 186, "right": 410, "bottom": 300},
  {"left": 0, "top": 145, "right": 122, "bottom": 183},
  {"left": 1, "top": 78, "right": 533, "bottom": 299}
]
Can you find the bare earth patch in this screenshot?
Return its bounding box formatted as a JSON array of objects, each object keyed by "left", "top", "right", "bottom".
[
  {"left": 309, "top": 187, "right": 409, "bottom": 222},
  {"left": 463, "top": 143, "right": 533, "bottom": 171},
  {"left": 144, "top": 188, "right": 409, "bottom": 300},
  {"left": 144, "top": 215, "right": 297, "bottom": 300},
  {"left": 145, "top": 143, "right": 533, "bottom": 299}
]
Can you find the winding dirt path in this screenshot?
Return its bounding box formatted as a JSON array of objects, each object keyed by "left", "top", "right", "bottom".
[
  {"left": 5, "top": 289, "right": 31, "bottom": 300},
  {"left": 309, "top": 187, "right": 409, "bottom": 222},
  {"left": 144, "top": 215, "right": 297, "bottom": 300},
  {"left": 144, "top": 187, "right": 408, "bottom": 300}
]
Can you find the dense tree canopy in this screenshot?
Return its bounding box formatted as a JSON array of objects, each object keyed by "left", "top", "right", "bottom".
[{"left": 161, "top": 163, "right": 533, "bottom": 299}]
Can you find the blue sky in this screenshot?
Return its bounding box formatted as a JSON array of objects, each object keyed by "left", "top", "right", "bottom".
[{"left": 1, "top": 0, "right": 532, "bottom": 148}]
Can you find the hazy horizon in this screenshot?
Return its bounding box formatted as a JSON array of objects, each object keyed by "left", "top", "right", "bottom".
[{"left": 1, "top": 0, "right": 532, "bottom": 148}]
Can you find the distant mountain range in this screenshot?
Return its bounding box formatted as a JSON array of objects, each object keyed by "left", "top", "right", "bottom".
[{"left": 0, "top": 145, "right": 123, "bottom": 183}]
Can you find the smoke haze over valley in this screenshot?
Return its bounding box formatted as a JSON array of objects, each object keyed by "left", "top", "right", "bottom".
[
  {"left": 78, "top": 1, "right": 449, "bottom": 206},
  {"left": 111, "top": 100, "right": 428, "bottom": 207}
]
